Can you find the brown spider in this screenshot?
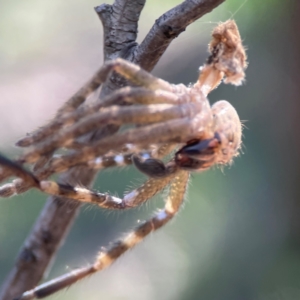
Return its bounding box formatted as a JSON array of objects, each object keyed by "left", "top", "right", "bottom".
[{"left": 0, "top": 20, "right": 247, "bottom": 299}]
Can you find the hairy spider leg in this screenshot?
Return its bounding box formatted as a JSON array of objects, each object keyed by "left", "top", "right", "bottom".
[
  {"left": 45, "top": 115, "right": 211, "bottom": 174},
  {"left": 0, "top": 153, "right": 178, "bottom": 209},
  {"left": 17, "top": 88, "right": 186, "bottom": 148},
  {"left": 85, "top": 143, "right": 176, "bottom": 169},
  {"left": 18, "top": 101, "right": 199, "bottom": 164},
  {"left": 0, "top": 144, "right": 176, "bottom": 198},
  {"left": 1, "top": 96, "right": 241, "bottom": 199},
  {"left": 17, "top": 58, "right": 176, "bottom": 148},
  {"left": 26, "top": 58, "right": 129, "bottom": 171},
  {"left": 47, "top": 94, "right": 243, "bottom": 174},
  {"left": 16, "top": 58, "right": 179, "bottom": 172},
  {"left": 16, "top": 170, "right": 189, "bottom": 300},
  {"left": 27, "top": 88, "right": 187, "bottom": 172}
]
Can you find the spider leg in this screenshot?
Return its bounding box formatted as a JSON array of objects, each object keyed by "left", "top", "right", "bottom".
[
  {"left": 40, "top": 168, "right": 178, "bottom": 209},
  {"left": 46, "top": 118, "right": 197, "bottom": 173},
  {"left": 46, "top": 66, "right": 102, "bottom": 121},
  {"left": 0, "top": 178, "right": 34, "bottom": 198},
  {"left": 0, "top": 144, "right": 176, "bottom": 198},
  {"left": 15, "top": 58, "right": 177, "bottom": 173},
  {"left": 132, "top": 154, "right": 177, "bottom": 178},
  {"left": 0, "top": 154, "right": 177, "bottom": 209},
  {"left": 17, "top": 57, "right": 176, "bottom": 148},
  {"left": 19, "top": 61, "right": 115, "bottom": 171},
  {"left": 17, "top": 88, "right": 183, "bottom": 173},
  {"left": 19, "top": 101, "right": 198, "bottom": 164},
  {"left": 16, "top": 170, "right": 189, "bottom": 300},
  {"left": 32, "top": 155, "right": 53, "bottom": 173},
  {"left": 0, "top": 155, "right": 39, "bottom": 187},
  {"left": 3, "top": 99, "right": 239, "bottom": 197},
  {"left": 0, "top": 167, "right": 13, "bottom": 183},
  {"left": 16, "top": 87, "right": 184, "bottom": 148},
  {"left": 85, "top": 143, "right": 176, "bottom": 170},
  {"left": 0, "top": 163, "right": 59, "bottom": 198},
  {"left": 97, "top": 58, "right": 175, "bottom": 92}
]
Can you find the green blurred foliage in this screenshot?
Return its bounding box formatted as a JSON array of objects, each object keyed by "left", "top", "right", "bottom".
[{"left": 1, "top": 0, "right": 300, "bottom": 300}]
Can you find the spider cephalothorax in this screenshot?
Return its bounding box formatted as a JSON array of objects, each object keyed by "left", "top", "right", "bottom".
[
  {"left": 134, "top": 99, "right": 242, "bottom": 177},
  {"left": 0, "top": 20, "right": 247, "bottom": 299},
  {"left": 176, "top": 99, "right": 242, "bottom": 171}
]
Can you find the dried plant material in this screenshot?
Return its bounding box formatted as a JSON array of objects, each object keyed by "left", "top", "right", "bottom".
[{"left": 196, "top": 20, "right": 248, "bottom": 95}]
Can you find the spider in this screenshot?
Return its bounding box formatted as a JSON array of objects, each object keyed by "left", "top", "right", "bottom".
[{"left": 0, "top": 20, "right": 247, "bottom": 299}]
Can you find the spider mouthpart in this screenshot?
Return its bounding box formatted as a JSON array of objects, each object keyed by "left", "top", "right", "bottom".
[
  {"left": 132, "top": 154, "right": 177, "bottom": 178},
  {"left": 175, "top": 99, "right": 243, "bottom": 171},
  {"left": 175, "top": 134, "right": 221, "bottom": 171}
]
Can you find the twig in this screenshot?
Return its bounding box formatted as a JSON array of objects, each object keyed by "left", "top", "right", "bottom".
[
  {"left": 135, "top": 0, "right": 226, "bottom": 70},
  {"left": 0, "top": 0, "right": 225, "bottom": 299}
]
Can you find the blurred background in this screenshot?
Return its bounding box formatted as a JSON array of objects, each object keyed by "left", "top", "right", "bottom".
[{"left": 0, "top": 0, "right": 300, "bottom": 299}]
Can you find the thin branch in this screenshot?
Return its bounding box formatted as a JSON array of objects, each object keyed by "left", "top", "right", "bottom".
[
  {"left": 0, "top": 0, "right": 226, "bottom": 299},
  {"left": 135, "top": 0, "right": 226, "bottom": 70},
  {"left": 95, "top": 0, "right": 145, "bottom": 61}
]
